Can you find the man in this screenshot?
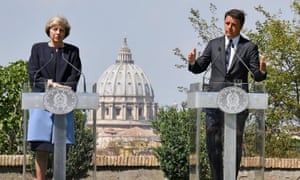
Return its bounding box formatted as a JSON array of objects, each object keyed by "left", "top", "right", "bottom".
[{"left": 188, "top": 9, "right": 267, "bottom": 180}]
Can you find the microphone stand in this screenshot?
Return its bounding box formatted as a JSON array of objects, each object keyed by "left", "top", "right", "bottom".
[
  {"left": 62, "top": 52, "right": 86, "bottom": 93},
  {"left": 231, "top": 44, "right": 256, "bottom": 89}
]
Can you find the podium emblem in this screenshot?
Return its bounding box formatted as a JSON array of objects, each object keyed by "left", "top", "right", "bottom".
[
  {"left": 217, "top": 86, "right": 248, "bottom": 114},
  {"left": 43, "top": 87, "right": 78, "bottom": 114}
]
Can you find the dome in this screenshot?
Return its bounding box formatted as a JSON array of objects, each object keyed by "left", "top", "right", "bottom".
[
  {"left": 97, "top": 37, "right": 154, "bottom": 98},
  {"left": 91, "top": 37, "right": 158, "bottom": 154}
]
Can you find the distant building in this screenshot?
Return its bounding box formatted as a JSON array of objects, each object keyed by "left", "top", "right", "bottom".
[{"left": 87, "top": 37, "right": 159, "bottom": 155}]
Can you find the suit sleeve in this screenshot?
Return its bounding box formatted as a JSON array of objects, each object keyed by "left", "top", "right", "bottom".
[
  {"left": 188, "top": 42, "right": 212, "bottom": 74},
  {"left": 248, "top": 44, "right": 267, "bottom": 82},
  {"left": 64, "top": 46, "right": 82, "bottom": 91},
  {"left": 28, "top": 44, "right": 48, "bottom": 92}
]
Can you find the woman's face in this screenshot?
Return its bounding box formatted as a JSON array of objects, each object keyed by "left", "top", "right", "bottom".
[{"left": 49, "top": 24, "right": 66, "bottom": 43}]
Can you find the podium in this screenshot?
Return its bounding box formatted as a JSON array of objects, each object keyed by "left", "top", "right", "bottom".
[
  {"left": 22, "top": 83, "right": 99, "bottom": 180},
  {"left": 187, "top": 82, "right": 268, "bottom": 180}
]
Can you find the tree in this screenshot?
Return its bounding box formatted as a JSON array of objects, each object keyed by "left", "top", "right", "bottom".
[
  {"left": 152, "top": 105, "right": 190, "bottom": 180},
  {"left": 189, "top": 108, "right": 211, "bottom": 180},
  {"left": 66, "top": 110, "right": 94, "bottom": 179},
  {"left": 247, "top": 2, "right": 300, "bottom": 157},
  {"left": 0, "top": 60, "right": 28, "bottom": 154},
  {"left": 174, "top": 4, "right": 222, "bottom": 90}
]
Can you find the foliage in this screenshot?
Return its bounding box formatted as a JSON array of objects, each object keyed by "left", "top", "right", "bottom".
[
  {"left": 66, "top": 110, "right": 94, "bottom": 179},
  {"left": 174, "top": 3, "right": 222, "bottom": 71},
  {"left": 189, "top": 109, "right": 211, "bottom": 180},
  {"left": 152, "top": 105, "right": 190, "bottom": 180},
  {"left": 0, "top": 60, "right": 28, "bottom": 154},
  {"left": 174, "top": 3, "right": 223, "bottom": 95},
  {"left": 242, "top": 111, "right": 266, "bottom": 157},
  {"left": 247, "top": 3, "right": 300, "bottom": 157}
]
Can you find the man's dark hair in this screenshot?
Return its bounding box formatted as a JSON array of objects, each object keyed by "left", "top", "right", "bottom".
[{"left": 224, "top": 9, "right": 246, "bottom": 27}]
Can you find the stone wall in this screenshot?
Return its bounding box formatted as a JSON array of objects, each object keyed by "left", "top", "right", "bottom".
[{"left": 1, "top": 155, "right": 300, "bottom": 179}]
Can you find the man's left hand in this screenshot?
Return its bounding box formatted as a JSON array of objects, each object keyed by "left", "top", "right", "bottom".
[{"left": 260, "top": 56, "right": 267, "bottom": 73}]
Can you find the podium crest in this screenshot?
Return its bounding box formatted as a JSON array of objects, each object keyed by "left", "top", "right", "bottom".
[
  {"left": 43, "top": 87, "right": 78, "bottom": 114},
  {"left": 217, "top": 86, "right": 249, "bottom": 114}
]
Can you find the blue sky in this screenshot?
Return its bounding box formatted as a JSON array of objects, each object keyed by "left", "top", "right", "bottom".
[{"left": 0, "top": 0, "right": 294, "bottom": 106}]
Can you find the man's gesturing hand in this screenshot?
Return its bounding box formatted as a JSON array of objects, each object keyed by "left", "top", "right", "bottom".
[{"left": 188, "top": 48, "right": 197, "bottom": 64}]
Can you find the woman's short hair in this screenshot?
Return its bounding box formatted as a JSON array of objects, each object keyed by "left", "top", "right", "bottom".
[{"left": 45, "top": 16, "right": 71, "bottom": 38}]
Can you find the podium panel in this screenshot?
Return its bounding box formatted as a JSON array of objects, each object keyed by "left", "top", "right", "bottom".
[
  {"left": 187, "top": 82, "right": 267, "bottom": 180},
  {"left": 22, "top": 82, "right": 99, "bottom": 180}
]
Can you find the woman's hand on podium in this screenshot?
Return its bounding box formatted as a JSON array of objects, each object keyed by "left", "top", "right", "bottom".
[{"left": 47, "top": 79, "right": 71, "bottom": 89}]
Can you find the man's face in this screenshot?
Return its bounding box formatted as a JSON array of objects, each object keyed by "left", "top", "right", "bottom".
[{"left": 224, "top": 15, "right": 242, "bottom": 39}]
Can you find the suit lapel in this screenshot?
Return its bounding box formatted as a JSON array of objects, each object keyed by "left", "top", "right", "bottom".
[
  {"left": 215, "top": 37, "right": 226, "bottom": 74},
  {"left": 227, "top": 36, "right": 246, "bottom": 73}
]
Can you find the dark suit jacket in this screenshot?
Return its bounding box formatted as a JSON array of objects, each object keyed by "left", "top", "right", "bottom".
[
  {"left": 28, "top": 42, "right": 82, "bottom": 92},
  {"left": 189, "top": 35, "right": 266, "bottom": 92}
]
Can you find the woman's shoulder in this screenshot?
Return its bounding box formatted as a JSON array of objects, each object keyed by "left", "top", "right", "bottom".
[
  {"left": 31, "top": 42, "right": 48, "bottom": 49},
  {"left": 64, "top": 42, "right": 79, "bottom": 50}
]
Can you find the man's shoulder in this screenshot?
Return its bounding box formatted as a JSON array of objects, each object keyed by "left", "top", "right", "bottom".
[
  {"left": 207, "top": 36, "right": 224, "bottom": 47},
  {"left": 209, "top": 36, "right": 224, "bottom": 44},
  {"left": 211, "top": 36, "right": 224, "bottom": 42},
  {"left": 239, "top": 35, "right": 257, "bottom": 48}
]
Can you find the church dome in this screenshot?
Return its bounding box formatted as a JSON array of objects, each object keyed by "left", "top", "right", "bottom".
[
  {"left": 91, "top": 37, "right": 158, "bottom": 154},
  {"left": 97, "top": 37, "right": 154, "bottom": 98}
]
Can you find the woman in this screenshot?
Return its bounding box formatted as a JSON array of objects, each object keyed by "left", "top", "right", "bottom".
[{"left": 27, "top": 16, "right": 82, "bottom": 180}]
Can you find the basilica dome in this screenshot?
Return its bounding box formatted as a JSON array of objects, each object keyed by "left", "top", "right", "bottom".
[
  {"left": 95, "top": 37, "right": 157, "bottom": 123},
  {"left": 97, "top": 37, "right": 154, "bottom": 98}
]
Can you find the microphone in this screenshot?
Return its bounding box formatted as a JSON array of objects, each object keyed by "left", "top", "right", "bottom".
[
  {"left": 32, "top": 50, "right": 55, "bottom": 90},
  {"left": 231, "top": 44, "right": 255, "bottom": 86},
  {"left": 202, "top": 47, "right": 222, "bottom": 91},
  {"left": 62, "top": 51, "right": 86, "bottom": 93}
]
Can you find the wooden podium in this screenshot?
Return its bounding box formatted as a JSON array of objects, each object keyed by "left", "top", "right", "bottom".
[
  {"left": 187, "top": 82, "right": 268, "bottom": 180},
  {"left": 22, "top": 87, "right": 98, "bottom": 180}
]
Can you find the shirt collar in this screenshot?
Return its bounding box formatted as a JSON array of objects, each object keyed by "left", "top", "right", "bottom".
[{"left": 225, "top": 35, "right": 240, "bottom": 48}]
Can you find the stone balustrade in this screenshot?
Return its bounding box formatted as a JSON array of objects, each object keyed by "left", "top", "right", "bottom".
[{"left": 1, "top": 155, "right": 300, "bottom": 169}]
